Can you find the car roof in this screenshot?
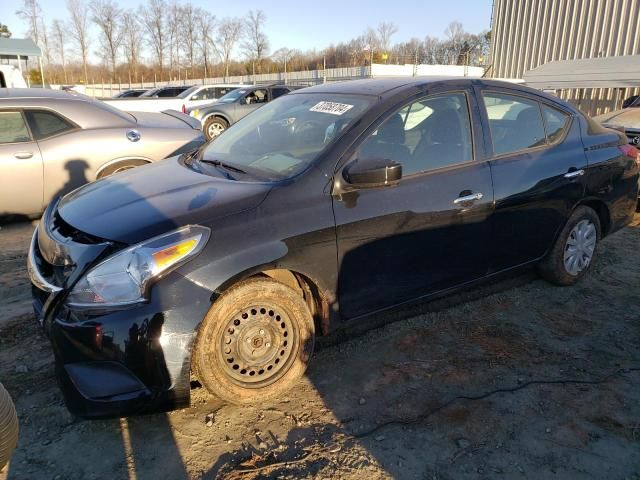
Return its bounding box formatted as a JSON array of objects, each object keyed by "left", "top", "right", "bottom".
[
  {"left": 288, "top": 77, "right": 575, "bottom": 112},
  {"left": 0, "top": 88, "right": 89, "bottom": 101},
  {"left": 291, "top": 77, "right": 460, "bottom": 96}
]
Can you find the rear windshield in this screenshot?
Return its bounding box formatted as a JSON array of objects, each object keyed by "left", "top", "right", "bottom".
[{"left": 198, "top": 93, "right": 373, "bottom": 180}]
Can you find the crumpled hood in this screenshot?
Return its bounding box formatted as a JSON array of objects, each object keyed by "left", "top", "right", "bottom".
[
  {"left": 594, "top": 108, "right": 640, "bottom": 130},
  {"left": 57, "top": 157, "right": 271, "bottom": 244}
]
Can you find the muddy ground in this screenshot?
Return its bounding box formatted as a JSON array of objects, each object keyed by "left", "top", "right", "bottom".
[{"left": 0, "top": 215, "right": 639, "bottom": 480}]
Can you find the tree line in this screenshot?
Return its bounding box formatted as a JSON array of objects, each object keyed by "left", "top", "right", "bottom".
[{"left": 11, "top": 0, "right": 490, "bottom": 86}]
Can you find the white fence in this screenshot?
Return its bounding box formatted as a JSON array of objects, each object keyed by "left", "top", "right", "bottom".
[{"left": 78, "top": 64, "right": 486, "bottom": 98}]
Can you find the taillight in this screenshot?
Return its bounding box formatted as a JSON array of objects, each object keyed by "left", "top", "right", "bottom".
[
  {"left": 182, "top": 104, "right": 186, "bottom": 113},
  {"left": 619, "top": 144, "right": 640, "bottom": 166}
]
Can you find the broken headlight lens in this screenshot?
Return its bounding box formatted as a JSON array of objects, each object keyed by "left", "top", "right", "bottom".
[{"left": 67, "top": 225, "right": 210, "bottom": 307}]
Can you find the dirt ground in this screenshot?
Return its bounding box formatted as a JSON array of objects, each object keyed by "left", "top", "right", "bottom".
[{"left": 1, "top": 215, "right": 639, "bottom": 480}]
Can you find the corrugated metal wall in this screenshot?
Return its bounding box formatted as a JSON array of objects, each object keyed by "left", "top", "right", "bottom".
[{"left": 489, "top": 0, "right": 640, "bottom": 115}]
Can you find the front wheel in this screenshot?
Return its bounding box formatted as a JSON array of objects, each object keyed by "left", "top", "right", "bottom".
[
  {"left": 193, "top": 278, "right": 315, "bottom": 404},
  {"left": 203, "top": 117, "right": 228, "bottom": 140},
  {"left": 538, "top": 206, "right": 601, "bottom": 285}
]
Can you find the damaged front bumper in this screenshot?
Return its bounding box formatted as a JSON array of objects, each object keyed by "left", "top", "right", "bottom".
[{"left": 28, "top": 202, "right": 212, "bottom": 418}]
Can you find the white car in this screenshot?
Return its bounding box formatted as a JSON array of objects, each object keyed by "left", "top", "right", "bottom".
[{"left": 103, "top": 84, "right": 245, "bottom": 114}]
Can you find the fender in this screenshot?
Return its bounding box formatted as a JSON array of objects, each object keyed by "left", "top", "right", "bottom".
[{"left": 201, "top": 111, "right": 232, "bottom": 126}]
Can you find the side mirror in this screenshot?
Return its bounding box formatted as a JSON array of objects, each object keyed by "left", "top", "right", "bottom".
[{"left": 343, "top": 157, "right": 402, "bottom": 188}]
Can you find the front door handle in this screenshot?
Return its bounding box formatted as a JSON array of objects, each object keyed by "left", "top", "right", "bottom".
[
  {"left": 14, "top": 152, "right": 33, "bottom": 159},
  {"left": 564, "top": 169, "right": 584, "bottom": 179},
  {"left": 453, "top": 192, "right": 484, "bottom": 205}
]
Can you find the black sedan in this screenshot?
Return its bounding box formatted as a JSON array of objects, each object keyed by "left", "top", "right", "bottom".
[{"left": 28, "top": 78, "right": 640, "bottom": 418}]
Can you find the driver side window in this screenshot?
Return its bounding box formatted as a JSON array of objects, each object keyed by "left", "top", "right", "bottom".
[
  {"left": 245, "top": 89, "right": 269, "bottom": 104},
  {"left": 357, "top": 92, "right": 473, "bottom": 176}
]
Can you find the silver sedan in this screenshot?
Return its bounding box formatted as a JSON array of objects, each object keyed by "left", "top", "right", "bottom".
[{"left": 0, "top": 88, "right": 205, "bottom": 217}]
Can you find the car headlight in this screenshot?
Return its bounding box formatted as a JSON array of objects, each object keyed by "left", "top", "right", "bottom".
[{"left": 67, "top": 225, "right": 210, "bottom": 307}]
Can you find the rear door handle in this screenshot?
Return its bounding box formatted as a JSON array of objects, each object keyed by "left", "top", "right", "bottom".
[
  {"left": 564, "top": 169, "right": 584, "bottom": 179},
  {"left": 14, "top": 152, "right": 33, "bottom": 159},
  {"left": 453, "top": 192, "right": 484, "bottom": 205}
]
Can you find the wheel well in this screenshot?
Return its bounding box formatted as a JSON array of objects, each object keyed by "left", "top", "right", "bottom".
[
  {"left": 96, "top": 158, "right": 150, "bottom": 178},
  {"left": 252, "top": 269, "right": 330, "bottom": 336},
  {"left": 204, "top": 114, "right": 229, "bottom": 126},
  {"left": 579, "top": 199, "right": 611, "bottom": 236}
]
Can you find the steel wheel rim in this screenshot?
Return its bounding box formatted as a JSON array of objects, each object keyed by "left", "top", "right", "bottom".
[
  {"left": 563, "top": 219, "right": 596, "bottom": 276},
  {"left": 218, "top": 305, "right": 296, "bottom": 387},
  {"left": 207, "top": 122, "right": 225, "bottom": 138}
]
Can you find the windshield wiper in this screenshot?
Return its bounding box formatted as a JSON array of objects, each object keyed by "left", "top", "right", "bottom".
[{"left": 199, "top": 159, "right": 247, "bottom": 174}]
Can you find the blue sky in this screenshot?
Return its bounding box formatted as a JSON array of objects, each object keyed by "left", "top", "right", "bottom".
[{"left": 2, "top": 0, "right": 493, "bottom": 57}]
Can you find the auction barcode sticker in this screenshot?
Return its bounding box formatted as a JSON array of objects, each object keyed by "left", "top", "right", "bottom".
[{"left": 309, "top": 101, "right": 354, "bottom": 116}]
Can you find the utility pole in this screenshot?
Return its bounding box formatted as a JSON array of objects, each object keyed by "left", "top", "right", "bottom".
[
  {"left": 323, "top": 55, "right": 327, "bottom": 84},
  {"left": 284, "top": 55, "right": 288, "bottom": 85}
]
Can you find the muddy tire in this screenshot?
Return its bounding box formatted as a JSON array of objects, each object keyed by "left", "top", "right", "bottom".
[
  {"left": 193, "top": 278, "right": 315, "bottom": 404},
  {"left": 0, "top": 382, "right": 19, "bottom": 471},
  {"left": 203, "top": 117, "right": 228, "bottom": 140},
  {"left": 538, "top": 206, "right": 601, "bottom": 286}
]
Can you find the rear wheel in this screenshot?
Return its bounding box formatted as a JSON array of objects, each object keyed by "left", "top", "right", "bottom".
[
  {"left": 204, "top": 117, "right": 228, "bottom": 140},
  {"left": 193, "top": 278, "right": 315, "bottom": 404},
  {"left": 539, "top": 206, "right": 601, "bottom": 285}
]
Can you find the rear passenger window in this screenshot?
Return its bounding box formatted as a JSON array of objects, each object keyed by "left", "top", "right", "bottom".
[
  {"left": 542, "top": 105, "right": 570, "bottom": 143},
  {"left": 24, "top": 110, "right": 75, "bottom": 140},
  {"left": 271, "top": 88, "right": 290, "bottom": 99},
  {"left": 483, "top": 93, "right": 546, "bottom": 156},
  {"left": 0, "top": 111, "right": 31, "bottom": 143},
  {"left": 357, "top": 92, "right": 473, "bottom": 175}
]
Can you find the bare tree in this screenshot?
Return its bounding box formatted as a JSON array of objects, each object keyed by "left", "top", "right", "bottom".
[
  {"left": 139, "top": 0, "right": 166, "bottom": 77},
  {"left": 16, "top": 0, "right": 41, "bottom": 45},
  {"left": 67, "top": 0, "right": 90, "bottom": 84},
  {"left": 121, "top": 10, "right": 141, "bottom": 83},
  {"left": 90, "top": 0, "right": 122, "bottom": 80},
  {"left": 443, "top": 21, "right": 466, "bottom": 64},
  {"left": 51, "top": 19, "right": 67, "bottom": 82},
  {"left": 241, "top": 10, "right": 269, "bottom": 74},
  {"left": 181, "top": 4, "right": 199, "bottom": 78},
  {"left": 197, "top": 11, "right": 216, "bottom": 79},
  {"left": 166, "top": 1, "right": 181, "bottom": 78},
  {"left": 39, "top": 18, "right": 52, "bottom": 67},
  {"left": 377, "top": 21, "right": 398, "bottom": 53},
  {"left": 215, "top": 17, "right": 243, "bottom": 81}
]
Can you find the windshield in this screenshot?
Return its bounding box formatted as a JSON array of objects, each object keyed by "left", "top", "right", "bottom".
[
  {"left": 178, "top": 86, "right": 199, "bottom": 99},
  {"left": 217, "top": 88, "right": 247, "bottom": 103},
  {"left": 198, "top": 93, "right": 373, "bottom": 180}
]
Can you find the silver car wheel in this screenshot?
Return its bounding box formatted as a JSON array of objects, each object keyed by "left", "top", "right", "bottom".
[
  {"left": 208, "top": 122, "right": 226, "bottom": 138},
  {"left": 563, "top": 219, "right": 597, "bottom": 276}
]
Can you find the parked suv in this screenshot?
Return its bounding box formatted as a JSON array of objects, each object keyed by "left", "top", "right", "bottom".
[
  {"left": 29, "top": 78, "right": 639, "bottom": 417},
  {"left": 189, "top": 84, "right": 303, "bottom": 140}
]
